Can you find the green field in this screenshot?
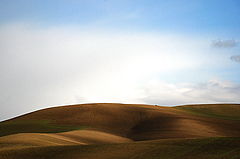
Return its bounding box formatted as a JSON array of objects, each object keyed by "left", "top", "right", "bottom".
[
  {"left": 176, "top": 104, "right": 240, "bottom": 120},
  {"left": 0, "top": 120, "right": 85, "bottom": 137}
]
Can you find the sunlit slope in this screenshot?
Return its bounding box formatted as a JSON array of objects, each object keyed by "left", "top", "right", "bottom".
[
  {"left": 0, "top": 137, "right": 239, "bottom": 159},
  {"left": 1, "top": 103, "right": 240, "bottom": 140},
  {"left": 0, "top": 130, "right": 132, "bottom": 147},
  {"left": 1, "top": 103, "right": 240, "bottom": 159}
]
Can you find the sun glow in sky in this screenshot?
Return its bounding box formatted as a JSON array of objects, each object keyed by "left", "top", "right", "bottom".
[{"left": 0, "top": 0, "right": 240, "bottom": 120}]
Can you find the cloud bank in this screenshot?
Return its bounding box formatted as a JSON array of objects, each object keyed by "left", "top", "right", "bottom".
[
  {"left": 0, "top": 23, "right": 239, "bottom": 120},
  {"left": 141, "top": 79, "right": 240, "bottom": 105}
]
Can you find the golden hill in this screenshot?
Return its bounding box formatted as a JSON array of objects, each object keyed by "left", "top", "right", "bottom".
[
  {"left": 1, "top": 103, "right": 240, "bottom": 139},
  {"left": 0, "top": 103, "right": 240, "bottom": 159}
]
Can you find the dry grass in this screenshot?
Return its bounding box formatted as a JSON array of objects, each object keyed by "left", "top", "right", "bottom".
[
  {"left": 0, "top": 130, "right": 131, "bottom": 148},
  {"left": 1, "top": 103, "right": 240, "bottom": 139},
  {"left": 0, "top": 103, "right": 240, "bottom": 159},
  {"left": 0, "top": 137, "right": 239, "bottom": 159}
]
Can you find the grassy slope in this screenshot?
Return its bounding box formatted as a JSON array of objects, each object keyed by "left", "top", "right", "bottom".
[
  {"left": 0, "top": 120, "right": 84, "bottom": 137},
  {"left": 0, "top": 137, "right": 239, "bottom": 159},
  {"left": 0, "top": 103, "right": 152, "bottom": 137},
  {"left": 0, "top": 103, "right": 240, "bottom": 159},
  {"left": 176, "top": 104, "right": 240, "bottom": 120},
  {"left": 1, "top": 103, "right": 240, "bottom": 139},
  {"left": 0, "top": 130, "right": 132, "bottom": 147}
]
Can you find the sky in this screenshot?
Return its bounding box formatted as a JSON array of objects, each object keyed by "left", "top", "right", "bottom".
[{"left": 0, "top": 0, "right": 240, "bottom": 121}]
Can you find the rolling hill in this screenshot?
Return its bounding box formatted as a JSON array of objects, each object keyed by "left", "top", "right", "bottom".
[{"left": 0, "top": 103, "right": 240, "bottom": 159}]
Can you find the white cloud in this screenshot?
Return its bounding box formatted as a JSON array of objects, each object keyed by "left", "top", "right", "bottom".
[
  {"left": 140, "top": 79, "right": 240, "bottom": 105},
  {"left": 0, "top": 23, "right": 239, "bottom": 120}
]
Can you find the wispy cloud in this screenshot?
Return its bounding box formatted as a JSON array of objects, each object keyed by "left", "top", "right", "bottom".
[
  {"left": 212, "top": 39, "right": 238, "bottom": 48},
  {"left": 230, "top": 55, "right": 240, "bottom": 63},
  {"left": 140, "top": 79, "right": 240, "bottom": 105}
]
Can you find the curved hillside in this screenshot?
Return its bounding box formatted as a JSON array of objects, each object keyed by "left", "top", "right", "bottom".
[
  {"left": 1, "top": 137, "right": 240, "bottom": 159},
  {"left": 176, "top": 104, "right": 240, "bottom": 120},
  {"left": 1, "top": 103, "right": 240, "bottom": 159},
  {"left": 1, "top": 103, "right": 240, "bottom": 141},
  {"left": 0, "top": 130, "right": 132, "bottom": 147}
]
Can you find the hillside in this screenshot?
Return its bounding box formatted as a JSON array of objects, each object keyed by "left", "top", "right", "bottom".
[
  {"left": 1, "top": 103, "right": 240, "bottom": 139},
  {"left": 1, "top": 137, "right": 240, "bottom": 159},
  {"left": 0, "top": 103, "right": 240, "bottom": 159}
]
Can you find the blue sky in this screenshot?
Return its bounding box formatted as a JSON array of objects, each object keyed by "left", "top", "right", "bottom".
[
  {"left": 1, "top": 0, "right": 240, "bottom": 33},
  {"left": 0, "top": 0, "right": 240, "bottom": 120}
]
